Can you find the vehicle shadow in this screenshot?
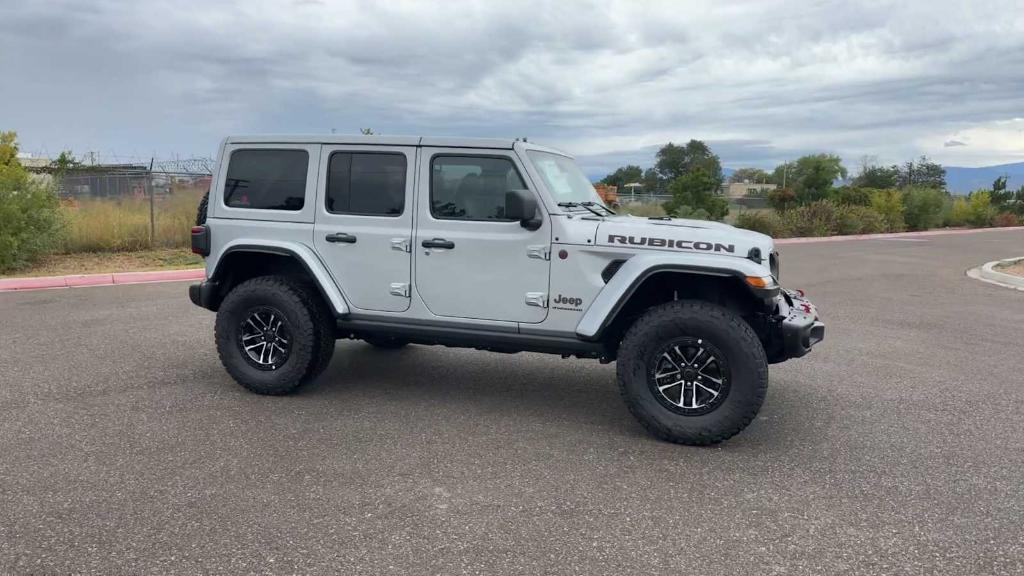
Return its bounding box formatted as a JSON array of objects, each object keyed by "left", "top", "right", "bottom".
[{"left": 288, "top": 341, "right": 826, "bottom": 449}]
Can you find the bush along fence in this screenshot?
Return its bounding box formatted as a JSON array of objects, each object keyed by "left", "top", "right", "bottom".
[{"left": 0, "top": 131, "right": 213, "bottom": 272}]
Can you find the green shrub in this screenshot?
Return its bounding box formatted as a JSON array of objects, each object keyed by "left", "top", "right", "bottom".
[
  {"left": 902, "top": 186, "right": 946, "bottom": 231},
  {"left": 869, "top": 189, "right": 905, "bottom": 231},
  {"left": 780, "top": 200, "right": 839, "bottom": 237},
  {"left": 0, "top": 132, "right": 66, "bottom": 272},
  {"left": 734, "top": 211, "right": 788, "bottom": 237},
  {"left": 835, "top": 204, "right": 886, "bottom": 235},
  {"left": 830, "top": 186, "right": 873, "bottom": 207},
  {"left": 767, "top": 187, "right": 796, "bottom": 212},
  {"left": 994, "top": 212, "right": 1021, "bottom": 227},
  {"left": 965, "top": 190, "right": 996, "bottom": 227},
  {"left": 947, "top": 197, "right": 969, "bottom": 226}
]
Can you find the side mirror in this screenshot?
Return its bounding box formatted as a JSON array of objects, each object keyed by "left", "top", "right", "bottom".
[{"left": 505, "top": 189, "right": 542, "bottom": 230}]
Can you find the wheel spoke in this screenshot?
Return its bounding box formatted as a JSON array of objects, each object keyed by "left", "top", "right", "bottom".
[
  {"left": 694, "top": 381, "right": 720, "bottom": 398},
  {"left": 698, "top": 355, "right": 715, "bottom": 372},
  {"left": 699, "top": 374, "right": 723, "bottom": 386},
  {"left": 244, "top": 341, "right": 264, "bottom": 351},
  {"left": 658, "top": 379, "right": 684, "bottom": 393}
]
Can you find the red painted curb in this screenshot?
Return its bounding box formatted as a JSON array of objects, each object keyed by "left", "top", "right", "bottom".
[
  {"left": 0, "top": 268, "right": 205, "bottom": 292},
  {"left": 775, "top": 226, "right": 1023, "bottom": 245}
]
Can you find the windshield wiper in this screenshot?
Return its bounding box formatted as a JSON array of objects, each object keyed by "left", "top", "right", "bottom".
[
  {"left": 581, "top": 201, "right": 617, "bottom": 216},
  {"left": 558, "top": 201, "right": 608, "bottom": 218}
]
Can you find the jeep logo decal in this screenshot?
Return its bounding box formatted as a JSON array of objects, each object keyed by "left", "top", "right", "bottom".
[
  {"left": 553, "top": 294, "right": 583, "bottom": 307},
  {"left": 606, "top": 235, "right": 735, "bottom": 254}
]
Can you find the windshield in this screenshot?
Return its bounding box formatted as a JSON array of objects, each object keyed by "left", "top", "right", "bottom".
[{"left": 526, "top": 150, "right": 606, "bottom": 208}]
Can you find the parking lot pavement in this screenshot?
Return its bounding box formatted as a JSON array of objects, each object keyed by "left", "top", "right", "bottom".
[{"left": 2, "top": 229, "right": 1023, "bottom": 575}]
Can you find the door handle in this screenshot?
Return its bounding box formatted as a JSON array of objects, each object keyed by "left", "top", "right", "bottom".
[
  {"left": 325, "top": 232, "right": 357, "bottom": 244},
  {"left": 421, "top": 238, "right": 455, "bottom": 249}
]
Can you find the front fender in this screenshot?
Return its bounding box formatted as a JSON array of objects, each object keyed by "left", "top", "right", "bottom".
[{"left": 575, "top": 252, "right": 776, "bottom": 340}]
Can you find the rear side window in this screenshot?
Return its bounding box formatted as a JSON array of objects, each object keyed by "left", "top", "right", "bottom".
[
  {"left": 431, "top": 156, "right": 526, "bottom": 220},
  {"left": 326, "top": 153, "right": 407, "bottom": 216},
  {"left": 224, "top": 149, "right": 308, "bottom": 211}
]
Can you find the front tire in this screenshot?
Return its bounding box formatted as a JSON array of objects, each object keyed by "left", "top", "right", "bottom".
[
  {"left": 215, "top": 276, "right": 330, "bottom": 395},
  {"left": 617, "top": 300, "right": 768, "bottom": 445}
]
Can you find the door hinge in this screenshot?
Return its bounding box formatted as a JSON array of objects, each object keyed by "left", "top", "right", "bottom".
[
  {"left": 527, "top": 245, "right": 550, "bottom": 260},
  {"left": 525, "top": 292, "right": 548, "bottom": 308},
  {"left": 390, "top": 282, "right": 410, "bottom": 297},
  {"left": 391, "top": 238, "right": 411, "bottom": 253}
]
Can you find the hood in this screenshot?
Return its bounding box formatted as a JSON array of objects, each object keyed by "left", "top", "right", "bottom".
[{"left": 594, "top": 215, "right": 772, "bottom": 261}]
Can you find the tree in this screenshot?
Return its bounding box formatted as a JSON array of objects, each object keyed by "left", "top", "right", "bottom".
[
  {"left": 600, "top": 165, "right": 643, "bottom": 188},
  {"left": 852, "top": 164, "right": 899, "bottom": 189},
  {"left": 898, "top": 156, "right": 945, "bottom": 189},
  {"left": 776, "top": 154, "right": 847, "bottom": 205},
  {"left": 661, "top": 167, "right": 729, "bottom": 221},
  {"left": 654, "top": 140, "right": 723, "bottom": 185},
  {"left": 990, "top": 175, "right": 1013, "bottom": 209},
  {"left": 729, "top": 167, "right": 772, "bottom": 184},
  {"left": 0, "top": 131, "right": 65, "bottom": 272},
  {"left": 641, "top": 167, "right": 662, "bottom": 194}
]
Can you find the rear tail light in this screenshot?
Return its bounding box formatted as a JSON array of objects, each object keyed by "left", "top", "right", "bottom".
[{"left": 191, "top": 225, "right": 210, "bottom": 257}]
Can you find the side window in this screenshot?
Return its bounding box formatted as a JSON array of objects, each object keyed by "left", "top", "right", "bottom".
[
  {"left": 224, "top": 149, "right": 308, "bottom": 210},
  {"left": 326, "top": 152, "right": 407, "bottom": 216},
  {"left": 431, "top": 156, "right": 526, "bottom": 221}
]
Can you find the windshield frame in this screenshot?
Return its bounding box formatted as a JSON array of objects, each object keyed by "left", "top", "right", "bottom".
[{"left": 524, "top": 149, "right": 608, "bottom": 213}]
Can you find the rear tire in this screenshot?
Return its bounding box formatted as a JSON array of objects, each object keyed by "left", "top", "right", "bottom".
[
  {"left": 215, "top": 276, "right": 331, "bottom": 395},
  {"left": 617, "top": 300, "right": 768, "bottom": 445}
]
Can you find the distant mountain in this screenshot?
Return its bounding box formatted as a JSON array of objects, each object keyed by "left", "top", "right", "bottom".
[{"left": 944, "top": 162, "right": 1024, "bottom": 194}]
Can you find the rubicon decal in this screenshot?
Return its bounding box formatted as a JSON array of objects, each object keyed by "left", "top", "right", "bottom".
[{"left": 607, "top": 235, "right": 735, "bottom": 254}]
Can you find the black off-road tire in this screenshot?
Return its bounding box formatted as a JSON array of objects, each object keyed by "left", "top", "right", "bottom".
[
  {"left": 297, "top": 280, "right": 336, "bottom": 382},
  {"left": 363, "top": 335, "right": 409, "bottom": 349},
  {"left": 215, "top": 276, "right": 330, "bottom": 395},
  {"left": 617, "top": 300, "right": 768, "bottom": 445},
  {"left": 195, "top": 190, "right": 209, "bottom": 226}
]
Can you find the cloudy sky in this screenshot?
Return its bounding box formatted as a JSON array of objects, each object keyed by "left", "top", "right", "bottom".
[{"left": 1, "top": 0, "right": 1022, "bottom": 177}]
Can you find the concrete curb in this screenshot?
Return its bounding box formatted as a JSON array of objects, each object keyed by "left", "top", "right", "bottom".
[
  {"left": 968, "top": 256, "right": 1024, "bottom": 292},
  {"left": 775, "top": 226, "right": 1023, "bottom": 245},
  {"left": 0, "top": 268, "right": 204, "bottom": 292}
]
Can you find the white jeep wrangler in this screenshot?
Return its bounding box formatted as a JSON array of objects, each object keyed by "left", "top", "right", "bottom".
[{"left": 189, "top": 135, "right": 824, "bottom": 445}]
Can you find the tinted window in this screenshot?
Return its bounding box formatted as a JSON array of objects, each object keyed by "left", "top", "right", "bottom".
[
  {"left": 224, "top": 149, "right": 308, "bottom": 210},
  {"left": 431, "top": 156, "right": 526, "bottom": 220},
  {"left": 327, "top": 153, "right": 406, "bottom": 216}
]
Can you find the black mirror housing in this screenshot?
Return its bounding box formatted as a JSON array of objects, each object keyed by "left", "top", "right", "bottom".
[{"left": 505, "top": 189, "right": 541, "bottom": 230}]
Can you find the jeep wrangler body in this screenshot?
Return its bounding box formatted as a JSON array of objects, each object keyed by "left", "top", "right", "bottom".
[{"left": 189, "top": 135, "right": 824, "bottom": 444}]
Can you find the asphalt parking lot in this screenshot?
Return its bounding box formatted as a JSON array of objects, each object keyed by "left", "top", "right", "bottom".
[{"left": 2, "top": 229, "right": 1023, "bottom": 575}]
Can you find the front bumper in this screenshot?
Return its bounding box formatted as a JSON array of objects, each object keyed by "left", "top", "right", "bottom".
[{"left": 767, "top": 289, "right": 824, "bottom": 363}]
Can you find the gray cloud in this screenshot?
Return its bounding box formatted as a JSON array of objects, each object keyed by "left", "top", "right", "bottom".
[
  {"left": 944, "top": 140, "right": 967, "bottom": 147},
  {"left": 1, "top": 0, "right": 1022, "bottom": 171}
]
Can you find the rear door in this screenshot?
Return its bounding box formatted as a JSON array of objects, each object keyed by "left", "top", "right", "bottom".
[{"left": 314, "top": 145, "right": 416, "bottom": 312}]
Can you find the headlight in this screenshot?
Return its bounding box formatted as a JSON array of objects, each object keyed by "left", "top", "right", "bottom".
[{"left": 770, "top": 250, "right": 780, "bottom": 281}]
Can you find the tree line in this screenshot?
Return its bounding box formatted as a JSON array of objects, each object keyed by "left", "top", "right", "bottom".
[{"left": 598, "top": 140, "right": 1023, "bottom": 236}]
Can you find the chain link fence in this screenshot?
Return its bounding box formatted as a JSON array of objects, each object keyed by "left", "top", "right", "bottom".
[{"left": 33, "top": 161, "right": 212, "bottom": 252}]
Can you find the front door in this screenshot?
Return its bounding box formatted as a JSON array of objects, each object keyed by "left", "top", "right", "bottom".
[
  {"left": 314, "top": 145, "right": 415, "bottom": 312},
  {"left": 414, "top": 150, "right": 550, "bottom": 323}
]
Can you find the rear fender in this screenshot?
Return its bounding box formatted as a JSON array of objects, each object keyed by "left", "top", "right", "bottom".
[{"left": 210, "top": 239, "right": 349, "bottom": 316}]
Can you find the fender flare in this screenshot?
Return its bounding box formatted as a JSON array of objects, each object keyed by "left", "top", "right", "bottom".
[
  {"left": 575, "top": 252, "right": 777, "bottom": 341},
  {"left": 210, "top": 240, "right": 350, "bottom": 316}
]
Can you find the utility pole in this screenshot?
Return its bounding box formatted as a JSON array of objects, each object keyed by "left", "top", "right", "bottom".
[{"left": 148, "top": 157, "right": 155, "bottom": 248}]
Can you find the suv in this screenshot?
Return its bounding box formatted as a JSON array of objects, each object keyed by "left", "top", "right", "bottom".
[{"left": 189, "top": 135, "right": 824, "bottom": 445}]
